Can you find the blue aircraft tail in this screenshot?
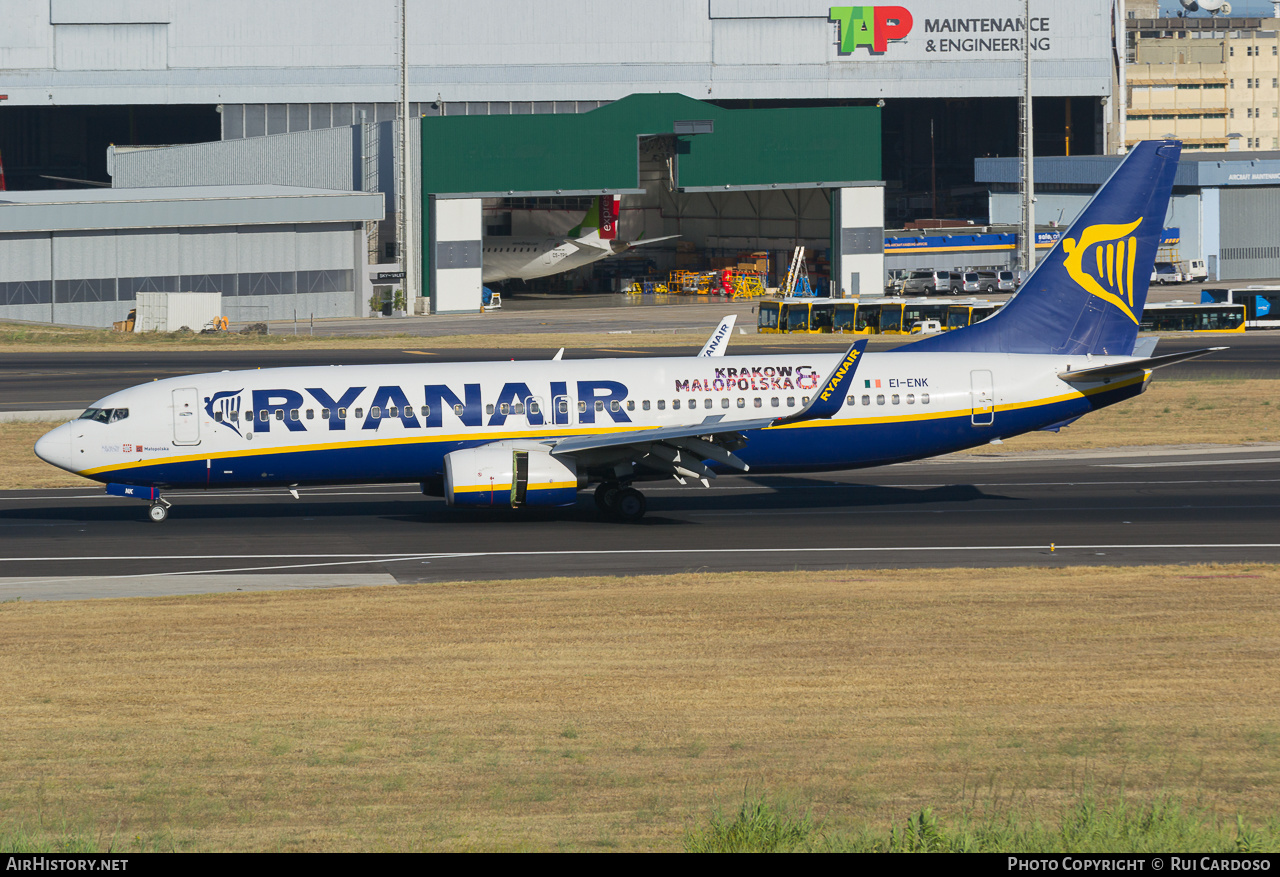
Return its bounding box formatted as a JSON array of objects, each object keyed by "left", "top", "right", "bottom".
[{"left": 906, "top": 140, "right": 1181, "bottom": 356}]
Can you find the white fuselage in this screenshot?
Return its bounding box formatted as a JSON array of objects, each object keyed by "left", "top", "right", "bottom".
[
  {"left": 35, "top": 350, "right": 1149, "bottom": 490},
  {"left": 482, "top": 237, "right": 616, "bottom": 283}
]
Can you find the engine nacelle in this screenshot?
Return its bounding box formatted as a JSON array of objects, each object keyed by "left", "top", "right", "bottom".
[{"left": 443, "top": 442, "right": 582, "bottom": 508}]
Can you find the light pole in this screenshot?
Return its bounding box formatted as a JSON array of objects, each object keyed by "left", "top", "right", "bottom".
[{"left": 1019, "top": 0, "right": 1036, "bottom": 274}]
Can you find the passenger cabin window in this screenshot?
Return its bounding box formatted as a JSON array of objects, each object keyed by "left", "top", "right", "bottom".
[
  {"left": 721, "top": 398, "right": 729, "bottom": 408},
  {"left": 862, "top": 395, "right": 871, "bottom": 406},
  {"left": 673, "top": 399, "right": 681, "bottom": 410},
  {"left": 259, "top": 410, "right": 268, "bottom": 422},
  {"left": 322, "top": 409, "right": 331, "bottom": 419},
  {"left": 643, "top": 400, "right": 651, "bottom": 411},
  {"left": 289, "top": 409, "right": 300, "bottom": 421},
  {"left": 453, "top": 404, "right": 465, "bottom": 416},
  {"left": 877, "top": 395, "right": 885, "bottom": 405},
  {"left": 657, "top": 400, "right": 666, "bottom": 410},
  {"left": 921, "top": 394, "right": 930, "bottom": 404},
  {"left": 595, "top": 401, "right": 604, "bottom": 412},
  {"left": 371, "top": 406, "right": 382, "bottom": 419},
  {"left": 338, "top": 408, "right": 347, "bottom": 420},
  {"left": 421, "top": 405, "right": 431, "bottom": 418},
  {"left": 578, "top": 401, "right": 587, "bottom": 413}
]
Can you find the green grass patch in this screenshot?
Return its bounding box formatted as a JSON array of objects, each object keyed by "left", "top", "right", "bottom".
[{"left": 683, "top": 793, "right": 1280, "bottom": 853}]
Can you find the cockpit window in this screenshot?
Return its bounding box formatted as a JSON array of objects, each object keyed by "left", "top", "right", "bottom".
[{"left": 78, "top": 408, "right": 129, "bottom": 424}]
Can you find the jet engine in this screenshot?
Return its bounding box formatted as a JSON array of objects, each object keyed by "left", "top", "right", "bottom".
[{"left": 443, "top": 441, "right": 582, "bottom": 508}]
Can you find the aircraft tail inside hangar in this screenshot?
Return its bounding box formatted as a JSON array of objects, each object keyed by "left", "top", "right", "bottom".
[{"left": 421, "top": 94, "right": 886, "bottom": 313}]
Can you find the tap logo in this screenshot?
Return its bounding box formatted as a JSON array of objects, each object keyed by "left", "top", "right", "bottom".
[
  {"left": 205, "top": 389, "right": 244, "bottom": 436},
  {"left": 1061, "top": 219, "right": 1144, "bottom": 325},
  {"left": 829, "top": 6, "right": 914, "bottom": 54}
]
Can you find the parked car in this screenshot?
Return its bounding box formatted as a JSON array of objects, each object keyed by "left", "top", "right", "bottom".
[
  {"left": 961, "top": 271, "right": 998, "bottom": 293},
  {"left": 902, "top": 269, "right": 957, "bottom": 296},
  {"left": 996, "top": 270, "right": 1019, "bottom": 292}
]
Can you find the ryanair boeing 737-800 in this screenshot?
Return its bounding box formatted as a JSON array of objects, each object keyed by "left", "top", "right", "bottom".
[{"left": 35, "top": 141, "right": 1218, "bottom": 523}]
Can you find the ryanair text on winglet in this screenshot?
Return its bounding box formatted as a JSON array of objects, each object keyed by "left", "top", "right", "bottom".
[{"left": 819, "top": 349, "right": 860, "bottom": 402}]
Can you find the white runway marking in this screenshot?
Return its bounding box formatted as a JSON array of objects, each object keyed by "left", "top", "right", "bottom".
[
  {"left": 1102, "top": 458, "right": 1280, "bottom": 468},
  {"left": 7, "top": 544, "right": 1280, "bottom": 566}
]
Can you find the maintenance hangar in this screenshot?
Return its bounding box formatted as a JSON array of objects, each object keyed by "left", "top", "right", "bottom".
[
  {"left": 4, "top": 0, "right": 1120, "bottom": 223},
  {"left": 0, "top": 187, "right": 384, "bottom": 327},
  {"left": 110, "top": 94, "right": 887, "bottom": 315},
  {"left": 979, "top": 151, "right": 1280, "bottom": 281}
]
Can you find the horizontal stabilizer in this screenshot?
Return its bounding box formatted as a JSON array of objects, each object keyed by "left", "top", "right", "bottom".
[{"left": 1058, "top": 347, "right": 1225, "bottom": 383}]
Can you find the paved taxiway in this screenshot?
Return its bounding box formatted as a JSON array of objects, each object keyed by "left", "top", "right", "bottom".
[
  {"left": 3, "top": 444, "right": 1279, "bottom": 600},
  {"left": 1, "top": 332, "right": 1275, "bottom": 414}
]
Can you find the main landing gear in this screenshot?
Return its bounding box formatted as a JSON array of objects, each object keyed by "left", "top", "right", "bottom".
[{"left": 594, "top": 481, "right": 647, "bottom": 523}]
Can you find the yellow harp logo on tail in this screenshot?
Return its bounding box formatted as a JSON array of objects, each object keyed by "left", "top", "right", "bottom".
[{"left": 1061, "top": 218, "right": 1144, "bottom": 325}]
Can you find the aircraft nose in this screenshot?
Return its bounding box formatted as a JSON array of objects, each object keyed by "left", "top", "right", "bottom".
[{"left": 34, "top": 422, "right": 75, "bottom": 473}]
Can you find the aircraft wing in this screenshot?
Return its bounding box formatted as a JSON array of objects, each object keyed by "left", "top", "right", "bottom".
[
  {"left": 698, "top": 315, "right": 737, "bottom": 357},
  {"left": 548, "top": 340, "right": 868, "bottom": 484},
  {"left": 1057, "top": 347, "right": 1224, "bottom": 383}
]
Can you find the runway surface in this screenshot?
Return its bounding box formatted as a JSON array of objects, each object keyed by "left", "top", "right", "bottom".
[
  {"left": 4, "top": 443, "right": 1279, "bottom": 600},
  {"left": 1, "top": 332, "right": 1274, "bottom": 413}
]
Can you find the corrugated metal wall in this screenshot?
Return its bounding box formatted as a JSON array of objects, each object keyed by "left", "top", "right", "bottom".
[
  {"left": 1219, "top": 187, "right": 1280, "bottom": 280},
  {"left": 0, "top": 223, "right": 363, "bottom": 327},
  {"left": 111, "top": 127, "right": 356, "bottom": 190}
]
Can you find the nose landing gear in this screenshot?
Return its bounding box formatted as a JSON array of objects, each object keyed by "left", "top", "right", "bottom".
[{"left": 105, "top": 483, "right": 173, "bottom": 522}]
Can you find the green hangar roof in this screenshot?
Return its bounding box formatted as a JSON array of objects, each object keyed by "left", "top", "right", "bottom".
[{"left": 420, "top": 93, "right": 881, "bottom": 197}]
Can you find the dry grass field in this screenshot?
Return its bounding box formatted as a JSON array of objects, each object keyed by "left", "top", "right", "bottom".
[
  {"left": 7, "top": 380, "right": 1279, "bottom": 491},
  {"left": 2, "top": 566, "right": 1278, "bottom": 851},
  {"left": 0, "top": 321, "right": 721, "bottom": 353}
]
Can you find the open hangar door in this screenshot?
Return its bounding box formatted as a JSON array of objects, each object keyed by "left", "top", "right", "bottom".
[{"left": 421, "top": 95, "right": 883, "bottom": 313}]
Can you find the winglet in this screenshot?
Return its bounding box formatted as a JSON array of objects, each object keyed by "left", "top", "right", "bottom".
[
  {"left": 698, "top": 315, "right": 737, "bottom": 357},
  {"left": 552, "top": 348, "right": 565, "bottom": 361},
  {"left": 771, "top": 340, "right": 868, "bottom": 427}
]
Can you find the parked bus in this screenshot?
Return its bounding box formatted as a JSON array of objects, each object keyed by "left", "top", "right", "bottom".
[
  {"left": 1140, "top": 301, "right": 1245, "bottom": 333},
  {"left": 757, "top": 299, "right": 835, "bottom": 334},
  {"left": 946, "top": 301, "right": 1002, "bottom": 330},
  {"left": 1200, "top": 287, "right": 1280, "bottom": 329},
  {"left": 760, "top": 297, "right": 961, "bottom": 335}
]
